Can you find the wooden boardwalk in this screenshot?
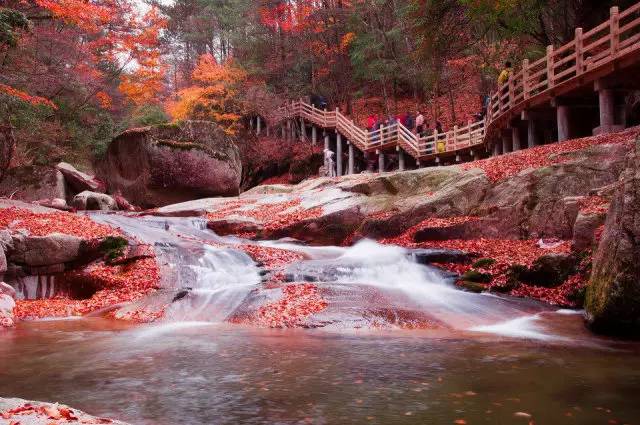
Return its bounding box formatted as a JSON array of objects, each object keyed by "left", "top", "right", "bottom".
[{"left": 257, "top": 3, "right": 640, "bottom": 170}]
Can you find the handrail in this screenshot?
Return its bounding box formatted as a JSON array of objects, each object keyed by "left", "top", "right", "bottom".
[{"left": 260, "top": 1, "right": 640, "bottom": 161}]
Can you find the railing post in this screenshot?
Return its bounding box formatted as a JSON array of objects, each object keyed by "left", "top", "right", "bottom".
[
  {"left": 336, "top": 132, "right": 343, "bottom": 176},
  {"left": 467, "top": 119, "right": 472, "bottom": 146},
  {"left": 546, "top": 45, "right": 555, "bottom": 89},
  {"left": 522, "top": 59, "right": 530, "bottom": 99},
  {"left": 575, "top": 28, "right": 584, "bottom": 75},
  {"left": 610, "top": 6, "right": 620, "bottom": 56},
  {"left": 452, "top": 125, "right": 458, "bottom": 149}
]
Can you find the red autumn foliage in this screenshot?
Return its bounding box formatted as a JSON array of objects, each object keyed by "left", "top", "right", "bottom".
[
  {"left": 207, "top": 199, "right": 323, "bottom": 232},
  {"left": 14, "top": 257, "right": 160, "bottom": 321},
  {"left": 253, "top": 283, "right": 328, "bottom": 328},
  {"left": 1, "top": 401, "right": 114, "bottom": 424},
  {"left": 462, "top": 128, "right": 638, "bottom": 182},
  {"left": 380, "top": 218, "right": 581, "bottom": 305},
  {"left": 240, "top": 244, "right": 305, "bottom": 270},
  {"left": 579, "top": 196, "right": 610, "bottom": 215},
  {"left": 0, "top": 207, "right": 119, "bottom": 238}
]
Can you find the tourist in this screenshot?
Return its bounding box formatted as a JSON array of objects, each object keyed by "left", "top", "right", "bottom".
[
  {"left": 415, "top": 111, "right": 425, "bottom": 134},
  {"left": 405, "top": 112, "right": 415, "bottom": 130},
  {"left": 367, "top": 113, "right": 377, "bottom": 132},
  {"left": 324, "top": 149, "right": 336, "bottom": 177},
  {"left": 435, "top": 121, "right": 443, "bottom": 134},
  {"left": 498, "top": 61, "right": 512, "bottom": 85}
]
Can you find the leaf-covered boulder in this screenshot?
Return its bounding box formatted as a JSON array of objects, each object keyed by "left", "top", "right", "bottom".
[
  {"left": 585, "top": 138, "right": 640, "bottom": 336},
  {"left": 97, "top": 121, "right": 242, "bottom": 208}
]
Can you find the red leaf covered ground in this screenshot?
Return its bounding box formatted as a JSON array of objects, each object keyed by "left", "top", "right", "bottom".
[
  {"left": 462, "top": 127, "right": 638, "bottom": 182},
  {"left": 380, "top": 218, "right": 583, "bottom": 306},
  {"left": 252, "top": 283, "right": 328, "bottom": 328},
  {"left": 0, "top": 207, "right": 119, "bottom": 238},
  {"left": 0, "top": 401, "right": 116, "bottom": 424},
  {"left": 207, "top": 199, "right": 323, "bottom": 233},
  {"left": 1, "top": 206, "right": 161, "bottom": 322},
  {"left": 14, "top": 257, "right": 160, "bottom": 321}
]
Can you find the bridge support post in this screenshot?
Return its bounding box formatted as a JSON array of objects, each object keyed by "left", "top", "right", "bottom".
[
  {"left": 311, "top": 126, "right": 317, "bottom": 145},
  {"left": 280, "top": 125, "right": 285, "bottom": 139},
  {"left": 398, "top": 148, "right": 405, "bottom": 171},
  {"left": 502, "top": 133, "right": 512, "bottom": 154},
  {"left": 556, "top": 105, "right": 571, "bottom": 141},
  {"left": 336, "top": 133, "right": 343, "bottom": 176},
  {"left": 324, "top": 131, "right": 329, "bottom": 151},
  {"left": 511, "top": 126, "right": 521, "bottom": 151},
  {"left": 492, "top": 141, "right": 502, "bottom": 157},
  {"left": 287, "top": 120, "right": 292, "bottom": 142},
  {"left": 266, "top": 125, "right": 270, "bottom": 137},
  {"left": 594, "top": 80, "right": 624, "bottom": 135},
  {"left": 471, "top": 150, "right": 480, "bottom": 161},
  {"left": 377, "top": 150, "right": 385, "bottom": 173},
  {"left": 348, "top": 142, "right": 354, "bottom": 175},
  {"left": 416, "top": 160, "right": 421, "bottom": 169},
  {"left": 257, "top": 116, "right": 262, "bottom": 135},
  {"left": 527, "top": 120, "right": 541, "bottom": 148},
  {"left": 300, "top": 118, "right": 305, "bottom": 142}
]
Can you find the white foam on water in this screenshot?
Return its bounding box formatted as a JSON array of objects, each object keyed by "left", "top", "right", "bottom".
[
  {"left": 554, "top": 309, "right": 584, "bottom": 315},
  {"left": 470, "top": 314, "right": 570, "bottom": 341},
  {"left": 131, "top": 321, "right": 215, "bottom": 339}
]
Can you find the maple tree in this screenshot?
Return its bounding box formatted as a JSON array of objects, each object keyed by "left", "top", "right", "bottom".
[{"left": 168, "top": 53, "right": 247, "bottom": 133}]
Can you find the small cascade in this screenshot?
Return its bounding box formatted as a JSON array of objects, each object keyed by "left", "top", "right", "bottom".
[
  {"left": 90, "top": 214, "right": 261, "bottom": 323},
  {"left": 12, "top": 275, "right": 62, "bottom": 300},
  {"left": 89, "top": 214, "right": 553, "bottom": 336}
]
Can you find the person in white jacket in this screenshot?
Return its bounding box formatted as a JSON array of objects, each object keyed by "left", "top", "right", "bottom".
[{"left": 324, "top": 149, "right": 336, "bottom": 177}]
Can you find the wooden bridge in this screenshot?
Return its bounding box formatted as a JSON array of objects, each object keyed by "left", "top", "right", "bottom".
[{"left": 250, "top": 3, "right": 640, "bottom": 174}]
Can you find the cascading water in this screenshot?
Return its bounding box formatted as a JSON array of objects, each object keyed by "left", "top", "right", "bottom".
[
  {"left": 88, "top": 214, "right": 558, "bottom": 338},
  {"left": 90, "top": 214, "right": 261, "bottom": 323}
]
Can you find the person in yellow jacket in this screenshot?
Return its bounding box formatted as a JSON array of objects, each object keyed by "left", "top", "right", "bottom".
[{"left": 497, "top": 61, "right": 512, "bottom": 85}]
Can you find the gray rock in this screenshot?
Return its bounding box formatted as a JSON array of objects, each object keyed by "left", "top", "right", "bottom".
[
  {"left": 409, "top": 248, "right": 472, "bottom": 264},
  {"left": 72, "top": 190, "right": 118, "bottom": 211},
  {"left": 9, "top": 233, "right": 82, "bottom": 266},
  {"left": 56, "top": 161, "right": 105, "bottom": 193},
  {"left": 0, "top": 397, "right": 130, "bottom": 424},
  {"left": 0, "top": 165, "right": 67, "bottom": 202},
  {"left": 585, "top": 137, "right": 640, "bottom": 336},
  {"left": 572, "top": 211, "right": 607, "bottom": 252},
  {"left": 97, "top": 121, "right": 242, "bottom": 208}
]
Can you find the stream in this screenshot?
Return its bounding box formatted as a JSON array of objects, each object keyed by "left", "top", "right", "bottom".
[{"left": 2, "top": 214, "right": 640, "bottom": 424}]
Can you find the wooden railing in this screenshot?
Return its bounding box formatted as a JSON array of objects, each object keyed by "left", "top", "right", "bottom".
[
  {"left": 267, "top": 100, "right": 486, "bottom": 159},
  {"left": 487, "top": 3, "right": 640, "bottom": 124},
  {"left": 265, "top": 2, "right": 640, "bottom": 161}
]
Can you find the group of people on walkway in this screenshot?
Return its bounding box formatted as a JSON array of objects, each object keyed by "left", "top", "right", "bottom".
[{"left": 366, "top": 111, "right": 444, "bottom": 139}]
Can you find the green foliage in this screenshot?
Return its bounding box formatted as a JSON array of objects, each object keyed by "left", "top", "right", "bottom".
[
  {"left": 100, "top": 236, "right": 129, "bottom": 261},
  {"left": 461, "top": 269, "right": 492, "bottom": 283},
  {"left": 472, "top": 257, "right": 496, "bottom": 268},
  {"left": 129, "top": 104, "right": 170, "bottom": 128},
  {"left": 0, "top": 8, "right": 29, "bottom": 48}
]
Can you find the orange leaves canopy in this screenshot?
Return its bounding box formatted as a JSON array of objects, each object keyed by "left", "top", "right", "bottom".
[{"left": 168, "top": 54, "right": 246, "bottom": 133}]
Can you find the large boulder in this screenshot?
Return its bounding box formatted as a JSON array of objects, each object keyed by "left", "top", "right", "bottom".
[
  {"left": 585, "top": 138, "right": 640, "bottom": 336},
  {"left": 97, "top": 121, "right": 242, "bottom": 208},
  {"left": 9, "top": 233, "right": 83, "bottom": 267},
  {"left": 72, "top": 191, "right": 118, "bottom": 211},
  {"left": 56, "top": 161, "right": 105, "bottom": 193},
  {"left": 0, "top": 397, "right": 130, "bottom": 424},
  {"left": 0, "top": 165, "right": 67, "bottom": 202}
]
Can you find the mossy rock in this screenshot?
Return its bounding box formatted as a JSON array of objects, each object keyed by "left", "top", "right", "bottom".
[
  {"left": 100, "top": 236, "right": 128, "bottom": 261},
  {"left": 472, "top": 258, "right": 496, "bottom": 268},
  {"left": 461, "top": 269, "right": 492, "bottom": 283},
  {"left": 457, "top": 280, "right": 486, "bottom": 293}
]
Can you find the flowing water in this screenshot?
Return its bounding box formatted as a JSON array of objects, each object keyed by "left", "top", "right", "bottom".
[{"left": 2, "top": 214, "right": 640, "bottom": 424}]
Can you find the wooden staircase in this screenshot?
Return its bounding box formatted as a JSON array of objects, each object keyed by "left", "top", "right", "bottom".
[{"left": 257, "top": 2, "right": 640, "bottom": 168}]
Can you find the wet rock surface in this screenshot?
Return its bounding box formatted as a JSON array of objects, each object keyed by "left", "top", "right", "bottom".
[
  {"left": 72, "top": 191, "right": 118, "bottom": 211},
  {"left": 0, "top": 397, "right": 130, "bottom": 424},
  {"left": 586, "top": 138, "right": 640, "bottom": 336}
]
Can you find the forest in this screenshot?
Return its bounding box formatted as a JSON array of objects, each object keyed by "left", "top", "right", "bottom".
[{"left": 1, "top": 0, "right": 635, "bottom": 171}]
